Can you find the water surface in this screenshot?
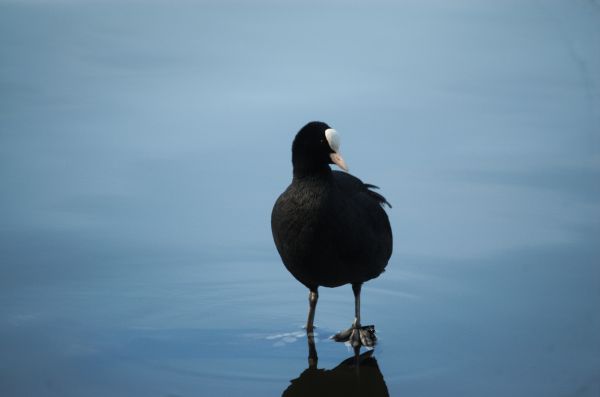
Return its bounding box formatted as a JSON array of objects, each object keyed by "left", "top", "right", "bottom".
[{"left": 1, "top": 0, "right": 599, "bottom": 396}]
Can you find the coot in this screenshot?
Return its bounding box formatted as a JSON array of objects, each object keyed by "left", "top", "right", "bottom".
[{"left": 271, "top": 121, "right": 393, "bottom": 348}]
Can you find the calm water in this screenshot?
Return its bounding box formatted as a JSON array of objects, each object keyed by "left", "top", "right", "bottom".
[{"left": 1, "top": 1, "right": 600, "bottom": 396}]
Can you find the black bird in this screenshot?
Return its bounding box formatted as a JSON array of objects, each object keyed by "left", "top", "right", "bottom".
[{"left": 271, "top": 121, "right": 393, "bottom": 348}]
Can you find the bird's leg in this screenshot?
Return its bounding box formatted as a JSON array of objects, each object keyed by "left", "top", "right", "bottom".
[
  {"left": 352, "top": 282, "right": 362, "bottom": 328},
  {"left": 307, "top": 331, "right": 318, "bottom": 369},
  {"left": 306, "top": 288, "right": 319, "bottom": 368},
  {"left": 332, "top": 283, "right": 377, "bottom": 348},
  {"left": 306, "top": 288, "right": 318, "bottom": 334}
]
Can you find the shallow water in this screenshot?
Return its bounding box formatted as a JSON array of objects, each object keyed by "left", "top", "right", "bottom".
[{"left": 1, "top": 1, "right": 600, "bottom": 396}]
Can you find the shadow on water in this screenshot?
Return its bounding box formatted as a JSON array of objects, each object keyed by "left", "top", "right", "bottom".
[{"left": 282, "top": 334, "right": 389, "bottom": 396}]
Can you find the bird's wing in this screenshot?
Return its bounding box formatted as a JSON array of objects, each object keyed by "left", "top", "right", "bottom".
[
  {"left": 331, "top": 171, "right": 391, "bottom": 208},
  {"left": 328, "top": 170, "right": 393, "bottom": 279}
]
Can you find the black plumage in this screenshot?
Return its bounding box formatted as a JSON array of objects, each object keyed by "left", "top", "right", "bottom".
[{"left": 271, "top": 121, "right": 393, "bottom": 348}]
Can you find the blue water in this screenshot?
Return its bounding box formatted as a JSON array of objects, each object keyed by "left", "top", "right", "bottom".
[{"left": 1, "top": 1, "right": 599, "bottom": 396}]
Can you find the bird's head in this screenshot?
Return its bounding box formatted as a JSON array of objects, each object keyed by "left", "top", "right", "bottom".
[{"left": 292, "top": 121, "right": 348, "bottom": 177}]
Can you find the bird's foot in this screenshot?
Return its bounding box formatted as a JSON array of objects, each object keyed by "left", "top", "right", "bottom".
[{"left": 331, "top": 324, "right": 376, "bottom": 348}]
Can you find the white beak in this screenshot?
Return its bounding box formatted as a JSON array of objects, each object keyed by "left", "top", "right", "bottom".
[
  {"left": 330, "top": 152, "right": 348, "bottom": 172},
  {"left": 325, "top": 128, "right": 348, "bottom": 171}
]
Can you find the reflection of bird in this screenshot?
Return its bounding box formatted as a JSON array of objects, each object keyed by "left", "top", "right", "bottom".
[
  {"left": 271, "top": 121, "right": 393, "bottom": 348},
  {"left": 282, "top": 349, "right": 389, "bottom": 397}
]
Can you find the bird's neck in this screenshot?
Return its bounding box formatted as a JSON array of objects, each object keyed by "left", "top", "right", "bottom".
[{"left": 292, "top": 162, "right": 332, "bottom": 179}]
